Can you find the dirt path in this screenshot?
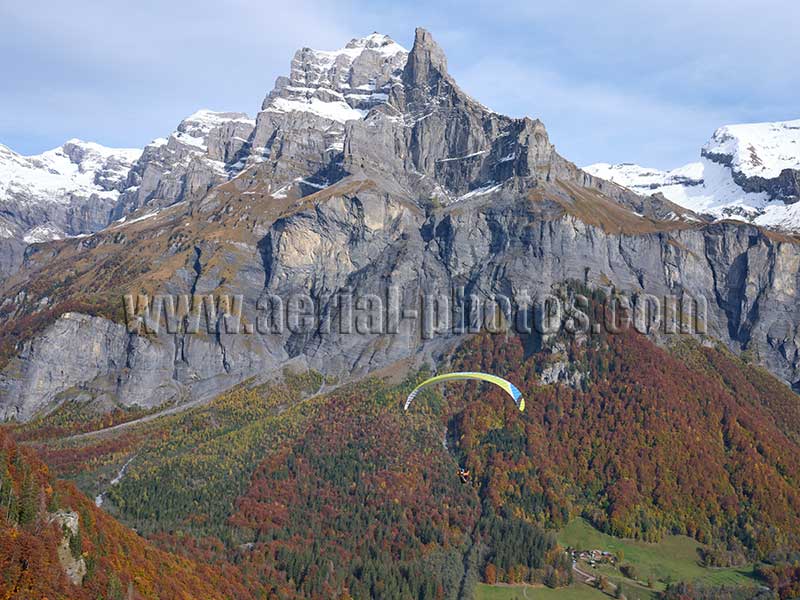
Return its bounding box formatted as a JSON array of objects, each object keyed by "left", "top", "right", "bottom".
[
  {"left": 572, "top": 560, "right": 596, "bottom": 584},
  {"left": 62, "top": 380, "right": 336, "bottom": 443},
  {"left": 63, "top": 394, "right": 215, "bottom": 442},
  {"left": 481, "top": 583, "right": 540, "bottom": 598}
]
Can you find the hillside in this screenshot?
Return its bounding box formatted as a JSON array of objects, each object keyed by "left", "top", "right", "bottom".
[
  {"left": 14, "top": 299, "right": 800, "bottom": 597},
  {"left": 0, "top": 427, "right": 259, "bottom": 599},
  {"left": 449, "top": 323, "right": 800, "bottom": 558}
]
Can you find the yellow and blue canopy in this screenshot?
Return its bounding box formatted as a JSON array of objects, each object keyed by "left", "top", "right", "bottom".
[{"left": 404, "top": 372, "right": 525, "bottom": 412}]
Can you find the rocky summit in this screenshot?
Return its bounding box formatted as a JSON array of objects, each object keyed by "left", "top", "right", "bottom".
[{"left": 0, "top": 28, "right": 799, "bottom": 422}]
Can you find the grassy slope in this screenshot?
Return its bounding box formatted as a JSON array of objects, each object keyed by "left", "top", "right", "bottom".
[
  {"left": 477, "top": 582, "right": 608, "bottom": 599},
  {"left": 478, "top": 517, "right": 760, "bottom": 600},
  {"left": 559, "top": 519, "right": 756, "bottom": 587}
]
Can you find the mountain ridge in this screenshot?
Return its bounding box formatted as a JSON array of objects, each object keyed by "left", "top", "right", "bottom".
[
  {"left": 1, "top": 28, "right": 799, "bottom": 423},
  {"left": 0, "top": 140, "right": 141, "bottom": 278}
]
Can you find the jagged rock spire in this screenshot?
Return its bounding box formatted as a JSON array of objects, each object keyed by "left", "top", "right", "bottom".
[{"left": 403, "top": 27, "right": 449, "bottom": 90}]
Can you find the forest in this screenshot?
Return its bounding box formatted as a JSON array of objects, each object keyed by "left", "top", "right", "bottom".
[
  {"left": 9, "top": 291, "right": 800, "bottom": 598},
  {"left": 0, "top": 428, "right": 260, "bottom": 599}
]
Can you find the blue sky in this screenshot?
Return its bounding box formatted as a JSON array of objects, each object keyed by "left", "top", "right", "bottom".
[{"left": 1, "top": 0, "right": 798, "bottom": 168}]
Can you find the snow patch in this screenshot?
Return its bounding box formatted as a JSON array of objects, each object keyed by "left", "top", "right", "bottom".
[
  {"left": 170, "top": 110, "right": 254, "bottom": 152},
  {"left": 111, "top": 209, "right": 160, "bottom": 228},
  {"left": 297, "top": 177, "right": 328, "bottom": 190},
  {"left": 23, "top": 224, "right": 66, "bottom": 244},
  {"left": 436, "top": 150, "right": 488, "bottom": 163},
  {"left": 0, "top": 220, "right": 17, "bottom": 239},
  {"left": 456, "top": 182, "right": 502, "bottom": 202},
  {"left": 264, "top": 97, "right": 366, "bottom": 123}
]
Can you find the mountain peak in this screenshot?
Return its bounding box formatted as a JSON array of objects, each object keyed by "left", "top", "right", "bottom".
[
  {"left": 176, "top": 109, "right": 254, "bottom": 143},
  {"left": 343, "top": 32, "right": 404, "bottom": 53},
  {"left": 260, "top": 32, "right": 408, "bottom": 123},
  {"left": 404, "top": 27, "right": 449, "bottom": 91}
]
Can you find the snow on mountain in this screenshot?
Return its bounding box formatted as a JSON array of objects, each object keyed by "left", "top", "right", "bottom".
[
  {"left": 585, "top": 162, "right": 704, "bottom": 195},
  {"left": 22, "top": 223, "right": 67, "bottom": 244},
  {"left": 585, "top": 118, "right": 800, "bottom": 231},
  {"left": 266, "top": 97, "right": 366, "bottom": 124},
  {"left": 0, "top": 140, "right": 140, "bottom": 211},
  {"left": 0, "top": 140, "right": 141, "bottom": 248},
  {"left": 170, "top": 109, "right": 255, "bottom": 152},
  {"left": 586, "top": 158, "right": 778, "bottom": 225},
  {"left": 0, "top": 139, "right": 142, "bottom": 279},
  {"left": 702, "top": 119, "right": 800, "bottom": 179},
  {"left": 113, "top": 34, "right": 407, "bottom": 218},
  {"left": 112, "top": 110, "right": 256, "bottom": 217},
  {"left": 261, "top": 33, "right": 408, "bottom": 124},
  {"left": 0, "top": 216, "right": 17, "bottom": 240}
]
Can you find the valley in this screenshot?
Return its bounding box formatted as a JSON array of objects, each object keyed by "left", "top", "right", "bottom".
[{"left": 9, "top": 316, "right": 800, "bottom": 598}]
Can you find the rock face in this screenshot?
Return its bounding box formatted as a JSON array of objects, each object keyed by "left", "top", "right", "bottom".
[
  {"left": 49, "top": 510, "right": 87, "bottom": 585},
  {"left": 1, "top": 28, "right": 799, "bottom": 421},
  {"left": 246, "top": 33, "right": 408, "bottom": 193},
  {"left": 263, "top": 33, "right": 407, "bottom": 120},
  {"left": 0, "top": 310, "right": 285, "bottom": 421},
  {"left": 112, "top": 110, "right": 256, "bottom": 218},
  {"left": 262, "top": 184, "right": 800, "bottom": 385},
  {"left": 586, "top": 118, "right": 800, "bottom": 231}
]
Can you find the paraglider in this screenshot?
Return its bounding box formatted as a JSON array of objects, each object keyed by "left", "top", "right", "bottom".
[
  {"left": 404, "top": 371, "right": 525, "bottom": 484},
  {"left": 403, "top": 372, "right": 525, "bottom": 412}
]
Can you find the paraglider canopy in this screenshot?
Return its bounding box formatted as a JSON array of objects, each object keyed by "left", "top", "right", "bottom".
[{"left": 404, "top": 372, "right": 525, "bottom": 412}]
